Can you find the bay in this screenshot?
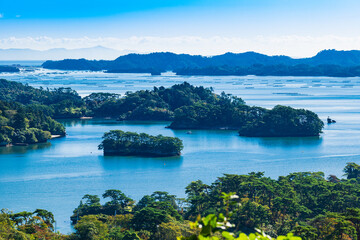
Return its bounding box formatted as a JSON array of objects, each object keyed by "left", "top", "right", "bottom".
[{"left": 0, "top": 69, "right": 360, "bottom": 233}]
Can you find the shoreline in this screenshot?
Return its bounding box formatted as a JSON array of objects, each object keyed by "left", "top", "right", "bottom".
[
  {"left": 51, "top": 135, "right": 66, "bottom": 139},
  {"left": 103, "top": 150, "right": 181, "bottom": 157},
  {"left": 0, "top": 135, "right": 66, "bottom": 148}
]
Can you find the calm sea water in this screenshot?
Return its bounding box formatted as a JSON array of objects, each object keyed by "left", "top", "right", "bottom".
[{"left": 0, "top": 69, "right": 360, "bottom": 233}]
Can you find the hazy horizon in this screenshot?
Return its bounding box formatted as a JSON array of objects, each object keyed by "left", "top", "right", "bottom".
[
  {"left": 1, "top": 0, "right": 360, "bottom": 58},
  {"left": 1, "top": 46, "right": 360, "bottom": 61}
]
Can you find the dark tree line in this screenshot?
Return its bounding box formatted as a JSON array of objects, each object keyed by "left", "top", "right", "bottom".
[{"left": 42, "top": 50, "right": 360, "bottom": 76}]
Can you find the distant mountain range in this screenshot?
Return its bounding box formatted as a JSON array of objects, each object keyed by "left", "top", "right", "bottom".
[
  {"left": 41, "top": 49, "right": 360, "bottom": 77},
  {"left": 0, "top": 46, "right": 134, "bottom": 61}
]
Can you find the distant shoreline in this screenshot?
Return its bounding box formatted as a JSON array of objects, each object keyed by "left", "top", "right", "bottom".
[{"left": 38, "top": 49, "right": 360, "bottom": 78}]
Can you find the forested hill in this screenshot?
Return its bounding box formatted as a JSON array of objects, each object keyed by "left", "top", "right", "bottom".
[{"left": 42, "top": 50, "right": 360, "bottom": 76}]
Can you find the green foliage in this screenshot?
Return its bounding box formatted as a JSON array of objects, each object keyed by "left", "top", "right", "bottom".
[
  {"left": 102, "top": 190, "right": 135, "bottom": 215},
  {"left": 121, "top": 230, "right": 141, "bottom": 240},
  {"left": 99, "top": 130, "right": 184, "bottom": 157},
  {"left": 0, "top": 105, "right": 59, "bottom": 144},
  {"left": 11, "top": 163, "right": 360, "bottom": 239},
  {"left": 12, "top": 109, "right": 29, "bottom": 130},
  {"left": 179, "top": 193, "right": 301, "bottom": 240},
  {"left": 103, "top": 190, "right": 133, "bottom": 208},
  {"left": 73, "top": 215, "right": 108, "bottom": 240},
  {"left": 0, "top": 79, "right": 83, "bottom": 118},
  {"left": 0, "top": 133, "right": 11, "bottom": 145},
  {"left": 0, "top": 87, "right": 66, "bottom": 145},
  {"left": 66, "top": 164, "right": 360, "bottom": 239},
  {"left": 1, "top": 79, "right": 323, "bottom": 139},
  {"left": 306, "top": 212, "right": 357, "bottom": 240},
  {"left": 132, "top": 206, "right": 171, "bottom": 232},
  {"left": 84, "top": 92, "right": 121, "bottom": 109},
  {"left": 232, "top": 201, "right": 271, "bottom": 232},
  {"left": 71, "top": 192, "right": 134, "bottom": 224},
  {"left": 344, "top": 162, "right": 360, "bottom": 179},
  {"left": 154, "top": 221, "right": 182, "bottom": 240},
  {"left": 93, "top": 82, "right": 217, "bottom": 121},
  {"left": 0, "top": 209, "right": 66, "bottom": 240},
  {"left": 238, "top": 105, "right": 324, "bottom": 137},
  {"left": 183, "top": 164, "right": 360, "bottom": 238}
]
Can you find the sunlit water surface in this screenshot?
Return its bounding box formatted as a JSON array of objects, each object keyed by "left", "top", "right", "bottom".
[{"left": 0, "top": 69, "right": 360, "bottom": 233}]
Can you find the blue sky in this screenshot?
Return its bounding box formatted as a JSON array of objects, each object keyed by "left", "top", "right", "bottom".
[{"left": 0, "top": 0, "right": 360, "bottom": 57}]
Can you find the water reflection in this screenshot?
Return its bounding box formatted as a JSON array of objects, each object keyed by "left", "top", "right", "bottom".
[
  {"left": 250, "top": 136, "right": 323, "bottom": 148},
  {"left": 0, "top": 142, "right": 52, "bottom": 155},
  {"left": 60, "top": 119, "right": 172, "bottom": 128},
  {"left": 100, "top": 155, "right": 183, "bottom": 171},
  {"left": 60, "top": 119, "right": 94, "bottom": 127}
]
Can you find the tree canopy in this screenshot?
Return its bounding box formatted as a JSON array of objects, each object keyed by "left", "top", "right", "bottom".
[
  {"left": 46, "top": 163, "right": 360, "bottom": 239},
  {"left": 99, "top": 130, "right": 184, "bottom": 157}
]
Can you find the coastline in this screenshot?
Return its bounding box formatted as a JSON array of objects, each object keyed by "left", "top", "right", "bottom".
[
  {"left": 51, "top": 135, "right": 65, "bottom": 139},
  {"left": 0, "top": 135, "right": 65, "bottom": 148},
  {"left": 103, "top": 150, "right": 181, "bottom": 157}
]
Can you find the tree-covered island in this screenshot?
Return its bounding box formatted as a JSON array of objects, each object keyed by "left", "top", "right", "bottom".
[
  {"left": 98, "top": 130, "right": 184, "bottom": 156},
  {"left": 0, "top": 79, "right": 324, "bottom": 139},
  {"left": 238, "top": 105, "right": 324, "bottom": 137},
  {"left": 82, "top": 82, "right": 324, "bottom": 137}
]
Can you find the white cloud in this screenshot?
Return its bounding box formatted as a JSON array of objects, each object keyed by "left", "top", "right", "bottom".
[
  {"left": 0, "top": 14, "right": 3, "bottom": 18},
  {"left": 1, "top": 35, "right": 360, "bottom": 57}
]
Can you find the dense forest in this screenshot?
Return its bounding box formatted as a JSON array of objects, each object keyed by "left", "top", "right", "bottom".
[
  {"left": 91, "top": 82, "right": 323, "bottom": 136},
  {"left": 4, "top": 162, "right": 360, "bottom": 239},
  {"left": 0, "top": 79, "right": 324, "bottom": 138},
  {"left": 42, "top": 50, "right": 360, "bottom": 77},
  {"left": 0, "top": 79, "right": 73, "bottom": 145},
  {"left": 237, "top": 105, "right": 324, "bottom": 137},
  {"left": 0, "top": 100, "right": 65, "bottom": 145},
  {"left": 99, "top": 130, "right": 184, "bottom": 156},
  {"left": 0, "top": 79, "right": 84, "bottom": 119}
]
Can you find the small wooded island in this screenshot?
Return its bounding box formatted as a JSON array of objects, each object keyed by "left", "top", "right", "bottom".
[
  {"left": 98, "top": 130, "right": 184, "bottom": 157},
  {"left": 237, "top": 105, "right": 324, "bottom": 137}
]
